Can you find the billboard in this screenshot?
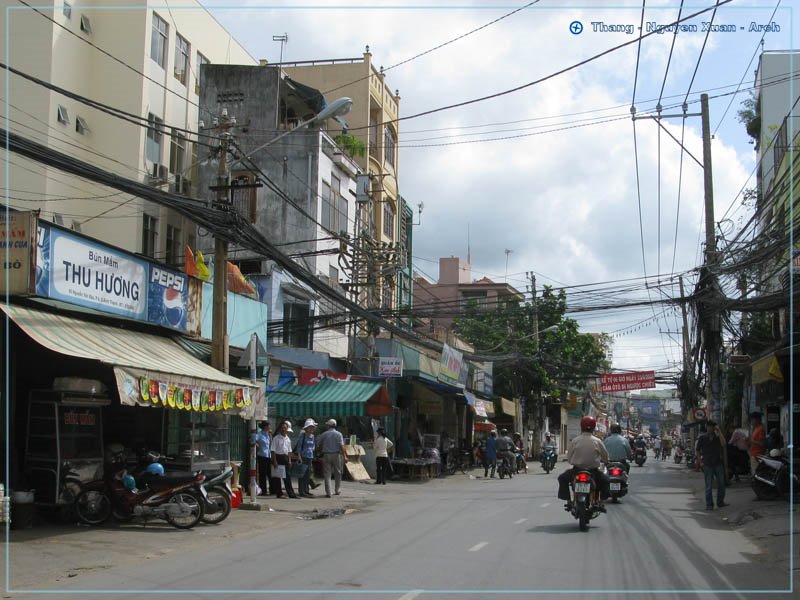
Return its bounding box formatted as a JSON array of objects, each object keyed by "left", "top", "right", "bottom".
[
  {"left": 1, "top": 210, "right": 36, "bottom": 294},
  {"left": 600, "top": 371, "right": 656, "bottom": 392}
]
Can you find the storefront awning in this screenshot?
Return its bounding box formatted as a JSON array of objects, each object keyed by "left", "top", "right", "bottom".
[
  {"left": 269, "top": 377, "right": 391, "bottom": 418},
  {"left": 2, "top": 304, "right": 263, "bottom": 416},
  {"left": 751, "top": 353, "right": 784, "bottom": 385}
]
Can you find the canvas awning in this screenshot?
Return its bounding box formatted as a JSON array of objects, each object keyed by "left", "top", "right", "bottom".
[
  {"left": 2, "top": 304, "right": 263, "bottom": 417},
  {"left": 269, "top": 377, "right": 391, "bottom": 418}
]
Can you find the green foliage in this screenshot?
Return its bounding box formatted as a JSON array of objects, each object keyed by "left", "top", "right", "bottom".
[
  {"left": 334, "top": 133, "right": 366, "bottom": 159},
  {"left": 736, "top": 92, "right": 761, "bottom": 150},
  {"left": 454, "top": 286, "right": 609, "bottom": 400}
]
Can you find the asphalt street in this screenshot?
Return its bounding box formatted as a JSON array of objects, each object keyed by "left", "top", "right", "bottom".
[{"left": 4, "top": 456, "right": 796, "bottom": 599}]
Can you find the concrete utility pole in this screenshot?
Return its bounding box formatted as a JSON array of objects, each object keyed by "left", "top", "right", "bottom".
[{"left": 529, "top": 272, "right": 540, "bottom": 457}]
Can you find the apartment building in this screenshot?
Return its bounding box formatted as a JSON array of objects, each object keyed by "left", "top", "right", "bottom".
[{"left": 2, "top": 0, "right": 256, "bottom": 263}]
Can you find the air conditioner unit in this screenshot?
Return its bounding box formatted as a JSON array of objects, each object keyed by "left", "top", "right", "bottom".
[{"left": 150, "top": 163, "right": 168, "bottom": 183}]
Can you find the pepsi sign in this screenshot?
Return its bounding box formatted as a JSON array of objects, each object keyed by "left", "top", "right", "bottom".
[{"left": 147, "top": 265, "right": 189, "bottom": 331}]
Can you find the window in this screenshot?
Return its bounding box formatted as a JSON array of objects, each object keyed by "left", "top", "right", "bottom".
[
  {"left": 57, "top": 105, "right": 69, "bottom": 125},
  {"left": 462, "top": 291, "right": 488, "bottom": 309},
  {"left": 322, "top": 174, "right": 348, "bottom": 234},
  {"left": 165, "top": 225, "right": 181, "bottom": 267},
  {"left": 150, "top": 13, "right": 168, "bottom": 68},
  {"left": 383, "top": 202, "right": 394, "bottom": 238},
  {"left": 146, "top": 113, "right": 164, "bottom": 164},
  {"left": 329, "top": 266, "right": 339, "bottom": 286},
  {"left": 142, "top": 214, "right": 158, "bottom": 258},
  {"left": 282, "top": 303, "right": 311, "bottom": 349},
  {"left": 63, "top": 2, "right": 72, "bottom": 19},
  {"left": 174, "top": 34, "right": 189, "bottom": 85},
  {"left": 195, "top": 52, "right": 209, "bottom": 95},
  {"left": 75, "top": 116, "right": 89, "bottom": 135},
  {"left": 79, "top": 14, "right": 92, "bottom": 34},
  {"left": 169, "top": 129, "right": 186, "bottom": 175},
  {"left": 384, "top": 124, "right": 397, "bottom": 168}
]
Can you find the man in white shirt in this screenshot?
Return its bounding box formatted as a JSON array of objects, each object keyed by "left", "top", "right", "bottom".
[
  {"left": 270, "top": 421, "right": 297, "bottom": 498},
  {"left": 374, "top": 427, "right": 394, "bottom": 485}
]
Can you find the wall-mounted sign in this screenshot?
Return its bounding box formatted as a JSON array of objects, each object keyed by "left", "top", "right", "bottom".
[
  {"left": 378, "top": 357, "right": 403, "bottom": 377},
  {"left": 0, "top": 210, "right": 36, "bottom": 295},
  {"left": 438, "top": 343, "right": 465, "bottom": 388}
]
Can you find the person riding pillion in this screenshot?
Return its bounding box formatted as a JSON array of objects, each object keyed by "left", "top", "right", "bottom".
[
  {"left": 557, "top": 416, "right": 611, "bottom": 511},
  {"left": 604, "top": 423, "right": 632, "bottom": 472}
]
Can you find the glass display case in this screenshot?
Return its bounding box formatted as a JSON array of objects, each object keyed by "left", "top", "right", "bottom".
[{"left": 165, "top": 410, "right": 229, "bottom": 472}]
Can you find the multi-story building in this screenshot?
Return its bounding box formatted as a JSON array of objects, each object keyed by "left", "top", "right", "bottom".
[
  {"left": 2, "top": 0, "right": 256, "bottom": 263},
  {"left": 413, "top": 256, "right": 525, "bottom": 339},
  {"left": 282, "top": 50, "right": 411, "bottom": 315}
]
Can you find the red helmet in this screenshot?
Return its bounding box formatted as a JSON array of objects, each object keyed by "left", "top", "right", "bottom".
[{"left": 580, "top": 416, "right": 597, "bottom": 432}]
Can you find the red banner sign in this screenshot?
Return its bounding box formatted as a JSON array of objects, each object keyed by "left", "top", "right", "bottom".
[{"left": 600, "top": 371, "right": 656, "bottom": 392}]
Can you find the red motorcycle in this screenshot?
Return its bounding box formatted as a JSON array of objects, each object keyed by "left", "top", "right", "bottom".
[{"left": 73, "top": 455, "right": 206, "bottom": 529}]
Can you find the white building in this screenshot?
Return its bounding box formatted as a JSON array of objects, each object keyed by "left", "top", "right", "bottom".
[{"left": 1, "top": 0, "right": 256, "bottom": 262}]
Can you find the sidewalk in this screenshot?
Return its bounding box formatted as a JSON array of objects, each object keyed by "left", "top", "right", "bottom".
[
  {"left": 3, "top": 480, "right": 380, "bottom": 592},
  {"left": 671, "top": 460, "right": 797, "bottom": 573}
]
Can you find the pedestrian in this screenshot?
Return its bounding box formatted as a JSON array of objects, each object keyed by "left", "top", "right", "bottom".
[
  {"left": 484, "top": 430, "right": 498, "bottom": 478},
  {"left": 374, "top": 427, "right": 394, "bottom": 485},
  {"left": 696, "top": 420, "right": 727, "bottom": 510},
  {"left": 748, "top": 411, "right": 766, "bottom": 475},
  {"left": 440, "top": 431, "right": 451, "bottom": 475},
  {"left": 317, "top": 419, "right": 346, "bottom": 497},
  {"left": 294, "top": 419, "right": 317, "bottom": 497},
  {"left": 250, "top": 421, "right": 272, "bottom": 496},
  {"left": 653, "top": 435, "right": 662, "bottom": 458},
  {"left": 270, "top": 421, "right": 298, "bottom": 499}
]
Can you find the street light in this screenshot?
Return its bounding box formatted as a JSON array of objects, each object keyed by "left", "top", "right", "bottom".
[{"left": 234, "top": 96, "right": 353, "bottom": 167}]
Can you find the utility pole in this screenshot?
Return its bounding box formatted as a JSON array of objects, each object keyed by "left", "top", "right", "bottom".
[{"left": 529, "top": 272, "right": 541, "bottom": 457}]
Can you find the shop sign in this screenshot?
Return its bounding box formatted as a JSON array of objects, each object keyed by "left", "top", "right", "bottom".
[
  {"left": 0, "top": 210, "right": 36, "bottom": 295},
  {"left": 438, "top": 343, "right": 464, "bottom": 388},
  {"left": 378, "top": 357, "right": 403, "bottom": 377},
  {"left": 63, "top": 410, "right": 96, "bottom": 426},
  {"left": 600, "top": 371, "right": 656, "bottom": 392},
  {"left": 37, "top": 224, "right": 147, "bottom": 320},
  {"left": 296, "top": 369, "right": 350, "bottom": 385},
  {"left": 147, "top": 265, "right": 190, "bottom": 331},
  {"left": 474, "top": 398, "right": 490, "bottom": 418}
]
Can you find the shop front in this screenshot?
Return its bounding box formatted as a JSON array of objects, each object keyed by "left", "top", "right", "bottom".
[{"left": 3, "top": 302, "right": 262, "bottom": 508}]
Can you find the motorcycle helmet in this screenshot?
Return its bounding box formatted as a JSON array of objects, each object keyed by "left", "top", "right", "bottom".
[
  {"left": 122, "top": 474, "right": 137, "bottom": 491},
  {"left": 610, "top": 423, "right": 622, "bottom": 434},
  {"left": 580, "top": 416, "right": 597, "bottom": 432},
  {"left": 500, "top": 429, "right": 508, "bottom": 436},
  {"left": 145, "top": 462, "right": 165, "bottom": 476},
  {"left": 769, "top": 449, "right": 782, "bottom": 458}
]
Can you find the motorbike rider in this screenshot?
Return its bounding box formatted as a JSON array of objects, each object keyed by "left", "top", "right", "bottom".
[
  {"left": 603, "top": 423, "right": 632, "bottom": 472},
  {"left": 633, "top": 435, "right": 647, "bottom": 458},
  {"left": 557, "top": 416, "right": 610, "bottom": 512},
  {"left": 542, "top": 432, "right": 557, "bottom": 453},
  {"left": 512, "top": 432, "right": 527, "bottom": 472},
  {"left": 495, "top": 429, "right": 516, "bottom": 475}
]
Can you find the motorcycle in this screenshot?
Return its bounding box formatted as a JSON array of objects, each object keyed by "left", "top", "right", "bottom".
[
  {"left": 634, "top": 447, "right": 647, "bottom": 467},
  {"left": 540, "top": 447, "right": 558, "bottom": 474},
  {"left": 515, "top": 449, "right": 528, "bottom": 474},
  {"left": 567, "top": 469, "right": 603, "bottom": 531},
  {"left": 497, "top": 454, "right": 514, "bottom": 479},
  {"left": 606, "top": 462, "right": 629, "bottom": 503},
  {"left": 74, "top": 453, "right": 206, "bottom": 529},
  {"left": 751, "top": 449, "right": 799, "bottom": 503}
]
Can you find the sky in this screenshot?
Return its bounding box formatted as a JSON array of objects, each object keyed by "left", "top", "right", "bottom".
[{"left": 202, "top": 0, "right": 797, "bottom": 376}]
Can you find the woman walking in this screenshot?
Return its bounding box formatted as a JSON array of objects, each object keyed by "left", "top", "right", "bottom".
[{"left": 295, "top": 419, "right": 317, "bottom": 497}]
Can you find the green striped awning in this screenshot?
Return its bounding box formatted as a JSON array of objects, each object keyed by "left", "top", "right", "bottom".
[{"left": 269, "top": 378, "right": 390, "bottom": 418}]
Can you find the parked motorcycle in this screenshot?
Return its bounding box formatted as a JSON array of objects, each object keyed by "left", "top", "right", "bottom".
[
  {"left": 606, "top": 462, "right": 629, "bottom": 503},
  {"left": 567, "top": 469, "right": 603, "bottom": 531},
  {"left": 540, "top": 447, "right": 558, "bottom": 474},
  {"left": 74, "top": 453, "right": 206, "bottom": 529},
  {"left": 634, "top": 447, "right": 647, "bottom": 467},
  {"left": 751, "top": 449, "right": 799, "bottom": 503}
]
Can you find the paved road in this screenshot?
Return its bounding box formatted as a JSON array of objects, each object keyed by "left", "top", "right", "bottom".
[{"left": 5, "top": 458, "right": 796, "bottom": 599}]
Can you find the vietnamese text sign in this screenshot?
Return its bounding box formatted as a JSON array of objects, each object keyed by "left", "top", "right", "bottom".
[
  {"left": 438, "top": 343, "right": 465, "bottom": 388},
  {"left": 600, "top": 371, "right": 656, "bottom": 392},
  {"left": 1, "top": 210, "right": 35, "bottom": 294},
  {"left": 37, "top": 225, "right": 147, "bottom": 319},
  {"left": 378, "top": 357, "right": 403, "bottom": 377}
]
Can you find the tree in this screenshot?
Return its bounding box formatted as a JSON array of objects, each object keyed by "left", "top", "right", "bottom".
[
  {"left": 736, "top": 91, "right": 761, "bottom": 150},
  {"left": 454, "top": 286, "right": 609, "bottom": 401}
]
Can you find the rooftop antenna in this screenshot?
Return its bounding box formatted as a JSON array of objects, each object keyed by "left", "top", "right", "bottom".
[
  {"left": 273, "top": 33, "right": 288, "bottom": 128},
  {"left": 504, "top": 248, "right": 513, "bottom": 282}
]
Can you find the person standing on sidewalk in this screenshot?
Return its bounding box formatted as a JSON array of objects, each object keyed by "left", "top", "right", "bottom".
[
  {"left": 748, "top": 411, "right": 766, "bottom": 476},
  {"left": 250, "top": 421, "right": 272, "bottom": 496},
  {"left": 374, "top": 427, "right": 394, "bottom": 485},
  {"left": 697, "top": 420, "right": 727, "bottom": 510},
  {"left": 294, "top": 419, "right": 317, "bottom": 497},
  {"left": 271, "top": 421, "right": 298, "bottom": 499},
  {"left": 317, "top": 419, "right": 345, "bottom": 497},
  {"left": 484, "top": 430, "right": 498, "bottom": 478}
]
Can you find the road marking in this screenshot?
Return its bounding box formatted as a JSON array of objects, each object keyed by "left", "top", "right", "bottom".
[
  {"left": 514, "top": 518, "right": 528, "bottom": 524},
  {"left": 540, "top": 502, "right": 550, "bottom": 508},
  {"left": 469, "top": 541, "right": 489, "bottom": 552},
  {"left": 398, "top": 591, "right": 424, "bottom": 600}
]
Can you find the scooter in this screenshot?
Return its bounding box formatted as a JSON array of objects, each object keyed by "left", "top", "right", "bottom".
[
  {"left": 566, "top": 469, "right": 603, "bottom": 531},
  {"left": 540, "top": 447, "right": 558, "bottom": 474},
  {"left": 751, "top": 449, "right": 799, "bottom": 503},
  {"left": 606, "top": 461, "right": 629, "bottom": 503},
  {"left": 74, "top": 452, "right": 206, "bottom": 529},
  {"left": 674, "top": 447, "right": 684, "bottom": 464},
  {"left": 634, "top": 447, "right": 647, "bottom": 467}
]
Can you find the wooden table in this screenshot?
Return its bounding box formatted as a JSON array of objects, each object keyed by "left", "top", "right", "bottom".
[{"left": 390, "top": 458, "right": 438, "bottom": 480}]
